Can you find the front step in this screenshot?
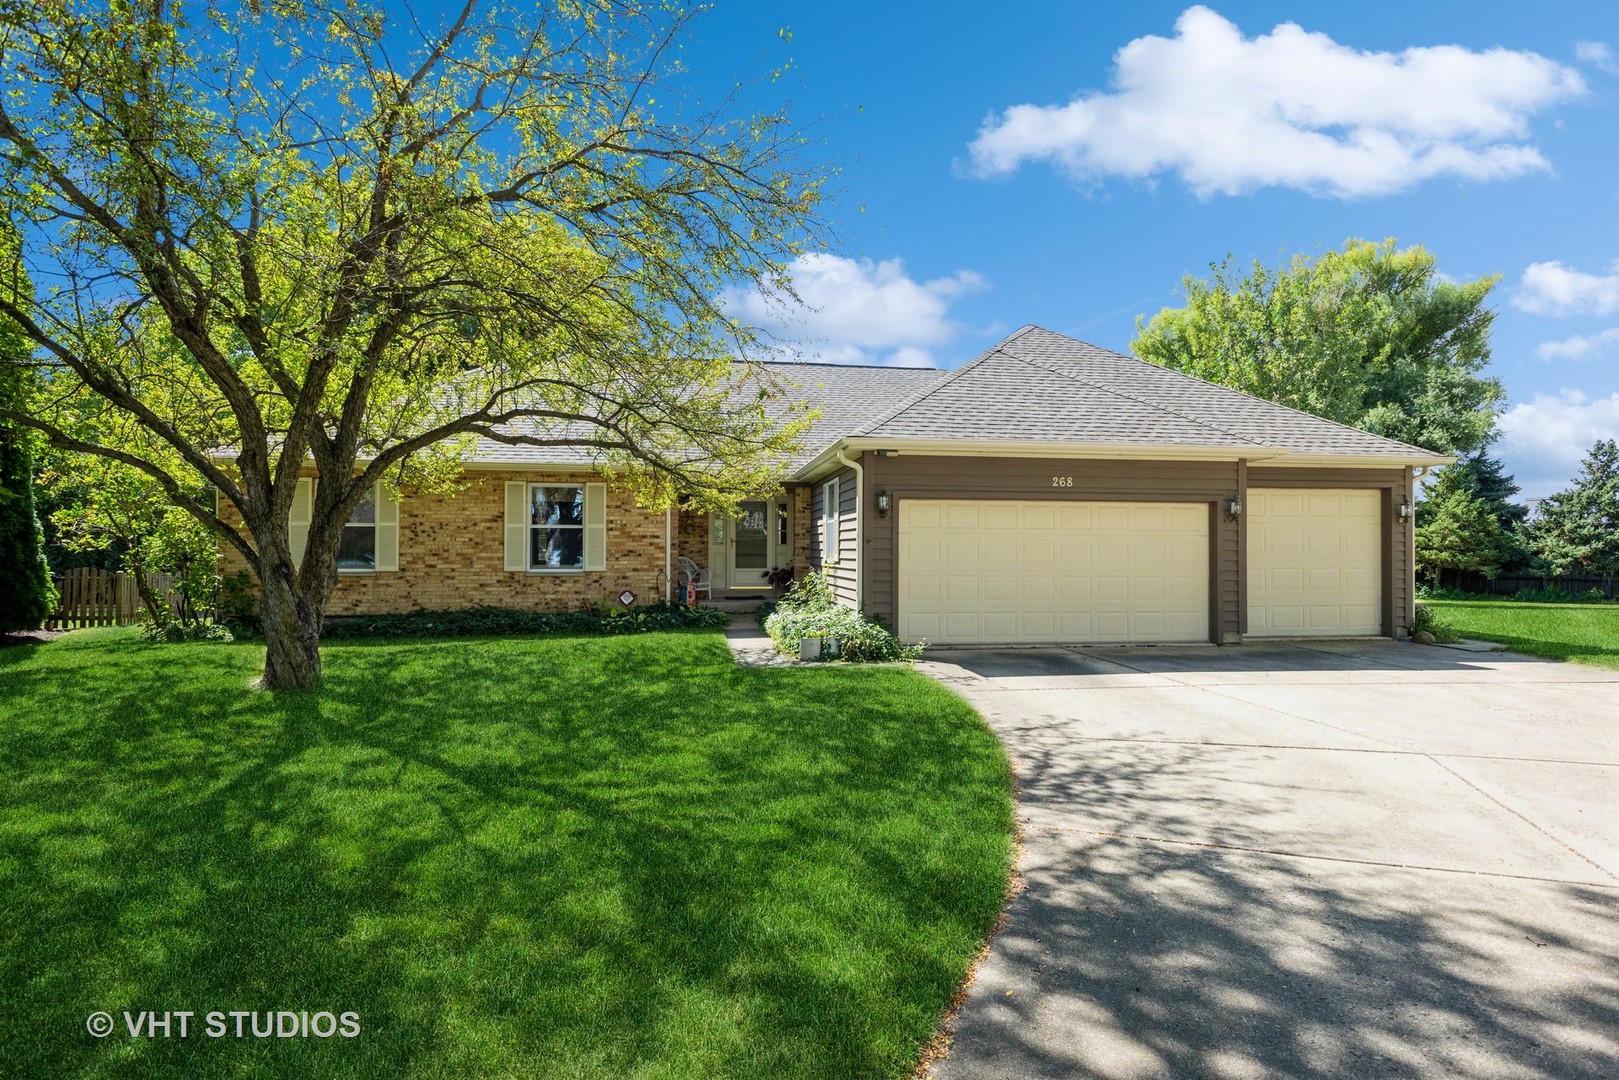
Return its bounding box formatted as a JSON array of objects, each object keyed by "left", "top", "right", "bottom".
[{"left": 707, "top": 592, "right": 774, "bottom": 613}]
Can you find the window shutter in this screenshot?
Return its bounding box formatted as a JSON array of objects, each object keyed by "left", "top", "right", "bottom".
[
  {"left": 504, "top": 482, "right": 528, "bottom": 572},
  {"left": 583, "top": 482, "right": 607, "bottom": 571},
  {"left": 289, "top": 478, "right": 313, "bottom": 565},
  {"left": 375, "top": 484, "right": 400, "bottom": 572},
  {"left": 823, "top": 479, "right": 839, "bottom": 565}
]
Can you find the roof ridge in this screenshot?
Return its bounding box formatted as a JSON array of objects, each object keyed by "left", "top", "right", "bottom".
[
  {"left": 752, "top": 359, "right": 945, "bottom": 372},
  {"left": 1020, "top": 327, "right": 1435, "bottom": 457},
  {"left": 999, "top": 340, "right": 1272, "bottom": 450},
  {"left": 850, "top": 339, "right": 1012, "bottom": 437}
]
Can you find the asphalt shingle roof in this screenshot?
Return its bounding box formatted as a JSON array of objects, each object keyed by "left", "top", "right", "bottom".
[
  {"left": 457, "top": 325, "right": 1443, "bottom": 470},
  {"left": 855, "top": 326, "right": 1445, "bottom": 461}
]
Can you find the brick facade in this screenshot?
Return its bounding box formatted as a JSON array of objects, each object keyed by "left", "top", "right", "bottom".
[{"left": 219, "top": 470, "right": 677, "bottom": 615}]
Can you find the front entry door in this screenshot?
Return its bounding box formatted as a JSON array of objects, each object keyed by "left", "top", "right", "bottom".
[{"left": 729, "top": 499, "right": 770, "bottom": 588}]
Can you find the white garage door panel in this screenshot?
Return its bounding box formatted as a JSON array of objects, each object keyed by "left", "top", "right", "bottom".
[
  {"left": 1248, "top": 488, "right": 1382, "bottom": 637},
  {"left": 899, "top": 500, "right": 1209, "bottom": 645}
]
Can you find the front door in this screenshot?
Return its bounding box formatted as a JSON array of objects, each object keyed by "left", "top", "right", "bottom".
[{"left": 729, "top": 499, "right": 770, "bottom": 588}]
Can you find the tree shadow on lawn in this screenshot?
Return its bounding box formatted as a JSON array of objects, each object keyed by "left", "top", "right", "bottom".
[
  {"left": 0, "top": 633, "right": 1013, "bottom": 1079},
  {"left": 931, "top": 736, "right": 1619, "bottom": 1080}
]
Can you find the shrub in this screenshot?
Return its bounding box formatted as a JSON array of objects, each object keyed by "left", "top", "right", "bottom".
[
  {"left": 320, "top": 601, "right": 729, "bottom": 640},
  {"left": 141, "top": 619, "right": 233, "bottom": 644},
  {"left": 1512, "top": 585, "right": 1573, "bottom": 604},
  {"left": 762, "top": 570, "right": 922, "bottom": 663}
]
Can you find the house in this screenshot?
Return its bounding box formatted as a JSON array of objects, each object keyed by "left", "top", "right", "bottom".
[{"left": 219, "top": 325, "right": 1449, "bottom": 643}]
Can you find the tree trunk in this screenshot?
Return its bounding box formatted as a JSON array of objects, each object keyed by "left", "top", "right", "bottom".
[
  {"left": 258, "top": 564, "right": 323, "bottom": 689},
  {"left": 128, "top": 551, "right": 166, "bottom": 630}
]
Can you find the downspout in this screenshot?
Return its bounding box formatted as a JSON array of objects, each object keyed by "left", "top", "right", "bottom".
[
  {"left": 665, "top": 507, "right": 673, "bottom": 603},
  {"left": 834, "top": 447, "right": 864, "bottom": 611}
]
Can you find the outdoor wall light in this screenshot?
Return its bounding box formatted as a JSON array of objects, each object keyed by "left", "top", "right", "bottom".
[
  {"left": 875, "top": 489, "right": 891, "bottom": 518},
  {"left": 1226, "top": 496, "right": 1243, "bottom": 517},
  {"left": 1398, "top": 501, "right": 1414, "bottom": 520}
]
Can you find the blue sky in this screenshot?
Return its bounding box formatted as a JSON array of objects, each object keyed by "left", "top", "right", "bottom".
[{"left": 684, "top": 2, "right": 1619, "bottom": 498}]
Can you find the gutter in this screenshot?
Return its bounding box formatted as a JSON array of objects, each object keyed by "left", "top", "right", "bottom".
[
  {"left": 665, "top": 506, "right": 673, "bottom": 603},
  {"left": 834, "top": 447, "right": 863, "bottom": 611}
]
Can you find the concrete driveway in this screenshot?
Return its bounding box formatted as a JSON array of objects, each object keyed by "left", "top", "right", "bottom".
[{"left": 920, "top": 641, "right": 1619, "bottom": 1080}]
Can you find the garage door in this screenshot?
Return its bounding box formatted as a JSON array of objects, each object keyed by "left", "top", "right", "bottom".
[
  {"left": 899, "top": 500, "right": 1209, "bottom": 645},
  {"left": 1248, "top": 488, "right": 1381, "bottom": 637}
]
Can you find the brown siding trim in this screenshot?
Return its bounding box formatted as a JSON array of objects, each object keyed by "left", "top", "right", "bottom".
[{"left": 1236, "top": 458, "right": 1249, "bottom": 638}]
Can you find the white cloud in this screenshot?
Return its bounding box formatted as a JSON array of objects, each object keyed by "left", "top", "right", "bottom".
[
  {"left": 726, "top": 254, "right": 986, "bottom": 367},
  {"left": 965, "top": 6, "right": 1585, "bottom": 199},
  {"left": 1497, "top": 389, "right": 1619, "bottom": 496},
  {"left": 1575, "top": 40, "right": 1618, "bottom": 73},
  {"left": 1537, "top": 327, "right": 1619, "bottom": 361},
  {"left": 1514, "top": 260, "right": 1619, "bottom": 316}
]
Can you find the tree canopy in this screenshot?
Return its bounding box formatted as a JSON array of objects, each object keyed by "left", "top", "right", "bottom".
[
  {"left": 0, "top": 0, "right": 827, "bottom": 685},
  {"left": 1133, "top": 239, "right": 1504, "bottom": 456}
]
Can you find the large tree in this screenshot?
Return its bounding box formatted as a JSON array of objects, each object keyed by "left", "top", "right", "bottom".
[
  {"left": 1522, "top": 440, "right": 1619, "bottom": 580},
  {"left": 1133, "top": 239, "right": 1504, "bottom": 456},
  {"left": 0, "top": 1, "right": 824, "bottom": 686}
]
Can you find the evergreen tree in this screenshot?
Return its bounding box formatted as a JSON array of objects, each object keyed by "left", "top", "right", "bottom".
[
  {"left": 1415, "top": 480, "right": 1509, "bottom": 585},
  {"left": 0, "top": 222, "right": 55, "bottom": 632},
  {"left": 1521, "top": 440, "right": 1619, "bottom": 579}
]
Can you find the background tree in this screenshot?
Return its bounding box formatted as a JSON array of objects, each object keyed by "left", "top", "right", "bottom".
[
  {"left": 0, "top": 1, "right": 825, "bottom": 687},
  {"left": 1133, "top": 239, "right": 1504, "bottom": 455},
  {"left": 1521, "top": 440, "right": 1619, "bottom": 580},
  {"left": 42, "top": 454, "right": 217, "bottom": 631},
  {"left": 0, "top": 222, "right": 55, "bottom": 633}
]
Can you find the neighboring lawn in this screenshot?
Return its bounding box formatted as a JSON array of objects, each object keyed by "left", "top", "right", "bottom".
[
  {"left": 1425, "top": 599, "right": 1619, "bottom": 670},
  {"left": 0, "top": 629, "right": 1013, "bottom": 1079}
]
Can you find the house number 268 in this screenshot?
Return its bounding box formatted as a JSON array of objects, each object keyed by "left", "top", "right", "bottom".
[{"left": 1051, "top": 476, "right": 1074, "bottom": 487}]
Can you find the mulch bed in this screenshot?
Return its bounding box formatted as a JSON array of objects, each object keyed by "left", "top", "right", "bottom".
[{"left": 0, "top": 629, "right": 65, "bottom": 648}]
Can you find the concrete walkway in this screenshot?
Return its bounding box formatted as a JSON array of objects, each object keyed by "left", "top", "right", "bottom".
[
  {"left": 921, "top": 641, "right": 1619, "bottom": 1080},
  {"left": 721, "top": 613, "right": 797, "bottom": 667}
]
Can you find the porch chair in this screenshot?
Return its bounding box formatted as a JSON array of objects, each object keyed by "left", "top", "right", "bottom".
[{"left": 677, "top": 556, "right": 713, "bottom": 603}]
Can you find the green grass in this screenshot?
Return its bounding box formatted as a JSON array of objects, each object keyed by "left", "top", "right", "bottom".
[
  {"left": 0, "top": 629, "right": 1014, "bottom": 1079},
  {"left": 1425, "top": 598, "right": 1619, "bottom": 669}
]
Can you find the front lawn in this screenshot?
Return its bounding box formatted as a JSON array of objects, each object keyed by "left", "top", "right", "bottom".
[
  {"left": 0, "top": 629, "right": 1013, "bottom": 1079},
  {"left": 1424, "top": 599, "right": 1619, "bottom": 670}
]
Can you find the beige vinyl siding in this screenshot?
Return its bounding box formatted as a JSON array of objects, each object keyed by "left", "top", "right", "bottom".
[{"left": 811, "top": 467, "right": 859, "bottom": 610}]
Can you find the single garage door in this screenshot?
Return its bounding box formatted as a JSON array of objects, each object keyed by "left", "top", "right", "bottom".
[
  {"left": 1248, "top": 488, "right": 1382, "bottom": 637},
  {"left": 899, "top": 500, "right": 1209, "bottom": 645}
]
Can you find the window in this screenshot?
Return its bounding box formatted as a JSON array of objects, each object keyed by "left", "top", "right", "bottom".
[
  {"left": 337, "top": 485, "right": 378, "bottom": 570},
  {"left": 822, "top": 478, "right": 839, "bottom": 565},
  {"left": 530, "top": 485, "right": 585, "bottom": 569}
]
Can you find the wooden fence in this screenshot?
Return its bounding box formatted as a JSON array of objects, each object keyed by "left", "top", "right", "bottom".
[
  {"left": 1447, "top": 571, "right": 1616, "bottom": 599},
  {"left": 47, "top": 568, "right": 180, "bottom": 629}
]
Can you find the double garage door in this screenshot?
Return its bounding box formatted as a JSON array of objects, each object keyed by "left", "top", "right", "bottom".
[
  {"left": 898, "top": 500, "right": 1211, "bottom": 645},
  {"left": 898, "top": 490, "right": 1383, "bottom": 645}
]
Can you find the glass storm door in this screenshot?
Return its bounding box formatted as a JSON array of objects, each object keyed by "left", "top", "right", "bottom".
[{"left": 731, "top": 499, "right": 770, "bottom": 584}]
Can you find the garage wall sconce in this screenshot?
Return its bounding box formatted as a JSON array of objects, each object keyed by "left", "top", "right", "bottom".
[
  {"left": 1226, "top": 496, "right": 1243, "bottom": 517},
  {"left": 875, "top": 489, "right": 892, "bottom": 518},
  {"left": 1397, "top": 501, "right": 1414, "bottom": 520}
]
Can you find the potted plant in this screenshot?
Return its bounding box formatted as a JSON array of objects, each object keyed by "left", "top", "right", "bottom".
[{"left": 762, "top": 566, "right": 795, "bottom": 598}]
